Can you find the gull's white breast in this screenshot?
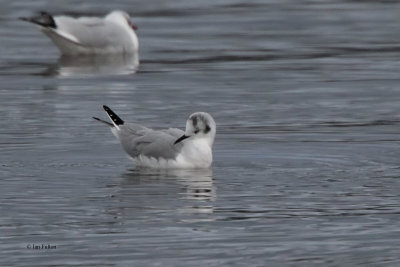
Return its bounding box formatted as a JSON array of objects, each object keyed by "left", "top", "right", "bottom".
[{"left": 132, "top": 138, "right": 212, "bottom": 169}]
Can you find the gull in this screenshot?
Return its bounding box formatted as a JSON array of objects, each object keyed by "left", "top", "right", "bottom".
[
  {"left": 93, "top": 106, "right": 216, "bottom": 169},
  {"left": 20, "top": 10, "right": 139, "bottom": 55}
]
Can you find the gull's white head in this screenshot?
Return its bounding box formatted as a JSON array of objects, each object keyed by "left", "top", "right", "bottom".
[
  {"left": 175, "top": 112, "right": 216, "bottom": 147},
  {"left": 105, "top": 10, "right": 138, "bottom": 31}
]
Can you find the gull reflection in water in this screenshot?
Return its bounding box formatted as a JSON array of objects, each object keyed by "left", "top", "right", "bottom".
[
  {"left": 173, "top": 169, "right": 215, "bottom": 200},
  {"left": 107, "top": 168, "right": 216, "bottom": 220},
  {"left": 175, "top": 168, "right": 216, "bottom": 216},
  {"left": 48, "top": 53, "right": 139, "bottom": 77}
]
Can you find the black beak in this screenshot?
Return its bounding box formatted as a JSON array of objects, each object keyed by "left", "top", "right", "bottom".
[{"left": 174, "top": 134, "right": 190, "bottom": 145}]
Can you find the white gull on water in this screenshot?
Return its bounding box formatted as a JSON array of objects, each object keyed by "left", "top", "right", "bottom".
[
  {"left": 20, "top": 10, "right": 139, "bottom": 55},
  {"left": 93, "top": 106, "right": 216, "bottom": 169}
]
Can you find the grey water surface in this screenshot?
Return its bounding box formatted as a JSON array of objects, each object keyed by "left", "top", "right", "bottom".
[{"left": 1, "top": 0, "right": 400, "bottom": 266}]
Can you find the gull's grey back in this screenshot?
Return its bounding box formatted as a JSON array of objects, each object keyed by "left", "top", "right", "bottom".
[
  {"left": 117, "top": 123, "right": 184, "bottom": 160},
  {"left": 54, "top": 16, "right": 133, "bottom": 49}
]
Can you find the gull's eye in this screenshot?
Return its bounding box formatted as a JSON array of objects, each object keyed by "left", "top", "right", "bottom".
[{"left": 194, "top": 130, "right": 199, "bottom": 134}]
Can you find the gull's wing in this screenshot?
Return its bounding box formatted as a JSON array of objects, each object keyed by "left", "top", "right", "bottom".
[
  {"left": 117, "top": 124, "right": 184, "bottom": 160},
  {"left": 51, "top": 16, "right": 131, "bottom": 48}
]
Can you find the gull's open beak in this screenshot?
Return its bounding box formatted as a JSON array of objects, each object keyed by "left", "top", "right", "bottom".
[
  {"left": 174, "top": 134, "right": 190, "bottom": 145},
  {"left": 128, "top": 20, "right": 138, "bottom": 31}
]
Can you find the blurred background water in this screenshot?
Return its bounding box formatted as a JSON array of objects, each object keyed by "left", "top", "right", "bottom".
[{"left": 1, "top": 0, "right": 400, "bottom": 266}]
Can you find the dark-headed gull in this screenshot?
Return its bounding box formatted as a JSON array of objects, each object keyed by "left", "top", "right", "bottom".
[
  {"left": 93, "top": 106, "right": 216, "bottom": 169},
  {"left": 21, "top": 11, "right": 139, "bottom": 55}
]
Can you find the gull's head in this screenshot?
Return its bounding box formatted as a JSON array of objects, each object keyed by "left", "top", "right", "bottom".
[
  {"left": 175, "top": 112, "right": 216, "bottom": 146},
  {"left": 106, "top": 10, "right": 138, "bottom": 31}
]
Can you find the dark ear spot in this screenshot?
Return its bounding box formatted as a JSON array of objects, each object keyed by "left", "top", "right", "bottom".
[
  {"left": 204, "top": 125, "right": 211, "bottom": 133},
  {"left": 191, "top": 116, "right": 198, "bottom": 127}
]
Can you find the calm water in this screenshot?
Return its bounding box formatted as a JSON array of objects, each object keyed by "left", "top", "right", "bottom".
[{"left": 1, "top": 0, "right": 400, "bottom": 266}]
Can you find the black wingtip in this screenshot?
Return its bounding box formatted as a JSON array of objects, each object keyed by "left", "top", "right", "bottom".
[
  {"left": 20, "top": 11, "right": 56, "bottom": 29},
  {"left": 103, "top": 105, "right": 124, "bottom": 126}
]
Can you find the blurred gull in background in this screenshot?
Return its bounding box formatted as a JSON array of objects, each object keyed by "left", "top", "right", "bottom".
[{"left": 20, "top": 10, "right": 139, "bottom": 56}]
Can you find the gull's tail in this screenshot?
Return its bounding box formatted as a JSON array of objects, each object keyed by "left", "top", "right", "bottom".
[
  {"left": 92, "top": 116, "right": 113, "bottom": 127},
  {"left": 19, "top": 11, "right": 57, "bottom": 29}
]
